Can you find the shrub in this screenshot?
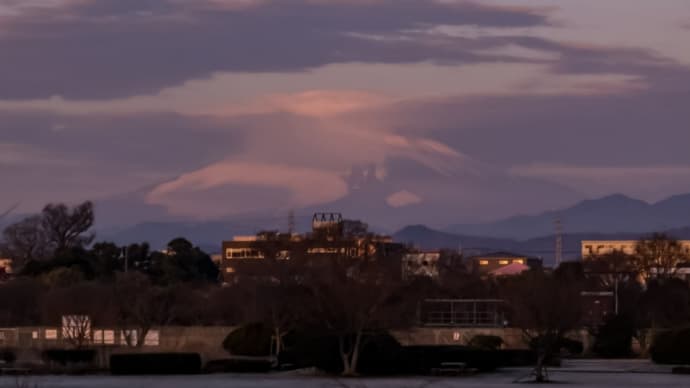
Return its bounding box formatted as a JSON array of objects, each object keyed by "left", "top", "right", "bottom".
[
  {"left": 0, "top": 348, "right": 16, "bottom": 364},
  {"left": 467, "top": 335, "right": 504, "bottom": 350},
  {"left": 204, "top": 359, "right": 272, "bottom": 374},
  {"left": 110, "top": 353, "right": 202, "bottom": 375},
  {"left": 592, "top": 315, "right": 634, "bottom": 358},
  {"left": 222, "top": 323, "right": 272, "bottom": 357},
  {"left": 650, "top": 328, "right": 690, "bottom": 365},
  {"left": 41, "top": 349, "right": 96, "bottom": 366}
]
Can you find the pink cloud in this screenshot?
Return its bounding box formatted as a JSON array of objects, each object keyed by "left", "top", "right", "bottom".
[{"left": 146, "top": 161, "right": 349, "bottom": 217}]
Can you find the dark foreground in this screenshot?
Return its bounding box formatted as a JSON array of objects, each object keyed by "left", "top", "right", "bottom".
[{"left": 0, "top": 367, "right": 686, "bottom": 388}]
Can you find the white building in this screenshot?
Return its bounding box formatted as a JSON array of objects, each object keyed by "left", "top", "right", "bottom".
[{"left": 581, "top": 240, "right": 690, "bottom": 259}]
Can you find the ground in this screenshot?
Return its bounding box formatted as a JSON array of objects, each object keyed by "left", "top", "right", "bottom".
[{"left": 0, "top": 361, "right": 685, "bottom": 388}]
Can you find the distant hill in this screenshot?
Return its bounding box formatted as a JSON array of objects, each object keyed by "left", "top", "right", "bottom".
[
  {"left": 394, "top": 224, "right": 690, "bottom": 266},
  {"left": 446, "top": 193, "right": 690, "bottom": 240}
]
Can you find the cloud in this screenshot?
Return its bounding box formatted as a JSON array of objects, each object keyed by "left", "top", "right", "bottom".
[
  {"left": 0, "top": 0, "right": 551, "bottom": 100},
  {"left": 386, "top": 190, "right": 422, "bottom": 208},
  {"left": 146, "top": 161, "right": 350, "bottom": 217}
]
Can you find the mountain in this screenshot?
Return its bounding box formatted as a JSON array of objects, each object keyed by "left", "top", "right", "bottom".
[
  {"left": 300, "top": 160, "right": 581, "bottom": 230},
  {"left": 394, "top": 225, "right": 520, "bottom": 252},
  {"left": 446, "top": 193, "right": 690, "bottom": 240}
]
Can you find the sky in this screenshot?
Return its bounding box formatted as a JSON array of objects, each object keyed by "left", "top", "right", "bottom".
[{"left": 1, "top": 0, "right": 690, "bottom": 227}]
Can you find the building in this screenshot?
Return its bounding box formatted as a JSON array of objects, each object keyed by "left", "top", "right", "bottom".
[
  {"left": 581, "top": 240, "right": 690, "bottom": 259},
  {"left": 402, "top": 252, "right": 441, "bottom": 280},
  {"left": 220, "top": 213, "right": 406, "bottom": 283},
  {"left": 0, "top": 258, "right": 13, "bottom": 277},
  {"left": 467, "top": 252, "right": 542, "bottom": 276}
]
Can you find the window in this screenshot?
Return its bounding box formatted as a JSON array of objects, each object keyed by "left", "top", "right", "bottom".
[
  {"left": 144, "top": 330, "right": 160, "bottom": 346},
  {"left": 479, "top": 260, "right": 489, "bottom": 266},
  {"left": 121, "top": 330, "right": 138, "bottom": 346},
  {"left": 499, "top": 260, "right": 509, "bottom": 265},
  {"left": 103, "top": 330, "right": 115, "bottom": 345},
  {"left": 225, "top": 267, "right": 235, "bottom": 273},
  {"left": 513, "top": 259, "right": 524, "bottom": 264},
  {"left": 45, "top": 329, "right": 58, "bottom": 340}
]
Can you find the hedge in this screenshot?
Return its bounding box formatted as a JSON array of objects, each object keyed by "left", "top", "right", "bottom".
[
  {"left": 0, "top": 348, "right": 16, "bottom": 364},
  {"left": 592, "top": 315, "right": 634, "bottom": 358},
  {"left": 110, "top": 353, "right": 202, "bottom": 375},
  {"left": 42, "top": 349, "right": 96, "bottom": 365},
  {"left": 279, "top": 330, "right": 537, "bottom": 375},
  {"left": 651, "top": 328, "right": 690, "bottom": 365}
]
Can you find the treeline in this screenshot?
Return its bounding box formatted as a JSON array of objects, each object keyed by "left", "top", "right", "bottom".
[
  {"left": 3, "top": 202, "right": 690, "bottom": 378},
  {"left": 1, "top": 201, "right": 218, "bottom": 285}
]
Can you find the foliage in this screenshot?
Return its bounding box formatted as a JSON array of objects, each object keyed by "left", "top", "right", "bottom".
[
  {"left": 149, "top": 238, "right": 219, "bottom": 285},
  {"left": 592, "top": 314, "right": 635, "bottom": 358},
  {"left": 222, "top": 323, "right": 272, "bottom": 357}
]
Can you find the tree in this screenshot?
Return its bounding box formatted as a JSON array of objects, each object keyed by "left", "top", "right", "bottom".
[
  {"left": 0, "top": 279, "right": 43, "bottom": 326},
  {"left": 635, "top": 234, "right": 689, "bottom": 282},
  {"left": 501, "top": 270, "right": 584, "bottom": 382},
  {"left": 41, "top": 201, "right": 95, "bottom": 254},
  {"left": 254, "top": 282, "right": 313, "bottom": 360},
  {"left": 149, "top": 238, "right": 218, "bottom": 284},
  {"left": 112, "top": 273, "right": 179, "bottom": 347},
  {"left": 39, "top": 282, "right": 113, "bottom": 349},
  {"left": 90, "top": 242, "right": 123, "bottom": 279},
  {"left": 1, "top": 215, "right": 48, "bottom": 267},
  {"left": 307, "top": 257, "right": 413, "bottom": 376}
]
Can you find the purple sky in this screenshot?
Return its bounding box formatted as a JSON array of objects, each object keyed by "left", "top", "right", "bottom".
[{"left": 2, "top": 0, "right": 690, "bottom": 226}]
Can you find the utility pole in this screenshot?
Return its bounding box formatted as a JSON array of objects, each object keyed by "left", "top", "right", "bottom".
[
  {"left": 555, "top": 217, "right": 563, "bottom": 268},
  {"left": 121, "top": 246, "right": 129, "bottom": 273}
]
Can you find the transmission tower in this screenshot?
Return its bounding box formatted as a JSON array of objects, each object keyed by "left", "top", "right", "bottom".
[
  {"left": 555, "top": 217, "right": 563, "bottom": 267},
  {"left": 287, "top": 209, "right": 296, "bottom": 234}
]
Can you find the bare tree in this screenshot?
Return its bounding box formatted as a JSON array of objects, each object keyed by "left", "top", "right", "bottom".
[
  {"left": 585, "top": 250, "right": 638, "bottom": 288},
  {"left": 41, "top": 201, "right": 95, "bottom": 253},
  {"left": 635, "top": 234, "right": 689, "bottom": 282},
  {"left": 254, "top": 282, "right": 312, "bottom": 360},
  {"left": 1, "top": 216, "right": 48, "bottom": 267},
  {"left": 39, "top": 283, "right": 111, "bottom": 349},
  {"left": 501, "top": 270, "right": 584, "bottom": 382},
  {"left": 112, "top": 273, "right": 178, "bottom": 347},
  {"left": 308, "top": 257, "right": 412, "bottom": 376}
]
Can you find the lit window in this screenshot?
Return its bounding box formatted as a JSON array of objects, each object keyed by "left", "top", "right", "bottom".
[
  {"left": 144, "top": 330, "right": 160, "bottom": 346},
  {"left": 104, "top": 330, "right": 115, "bottom": 345},
  {"left": 93, "top": 330, "right": 103, "bottom": 344},
  {"left": 453, "top": 332, "right": 461, "bottom": 341},
  {"left": 499, "top": 260, "right": 509, "bottom": 265},
  {"left": 513, "top": 260, "right": 524, "bottom": 264},
  {"left": 45, "top": 329, "right": 58, "bottom": 340},
  {"left": 32, "top": 331, "right": 38, "bottom": 339},
  {"left": 479, "top": 260, "right": 489, "bottom": 266},
  {"left": 226, "top": 267, "right": 235, "bottom": 273}
]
